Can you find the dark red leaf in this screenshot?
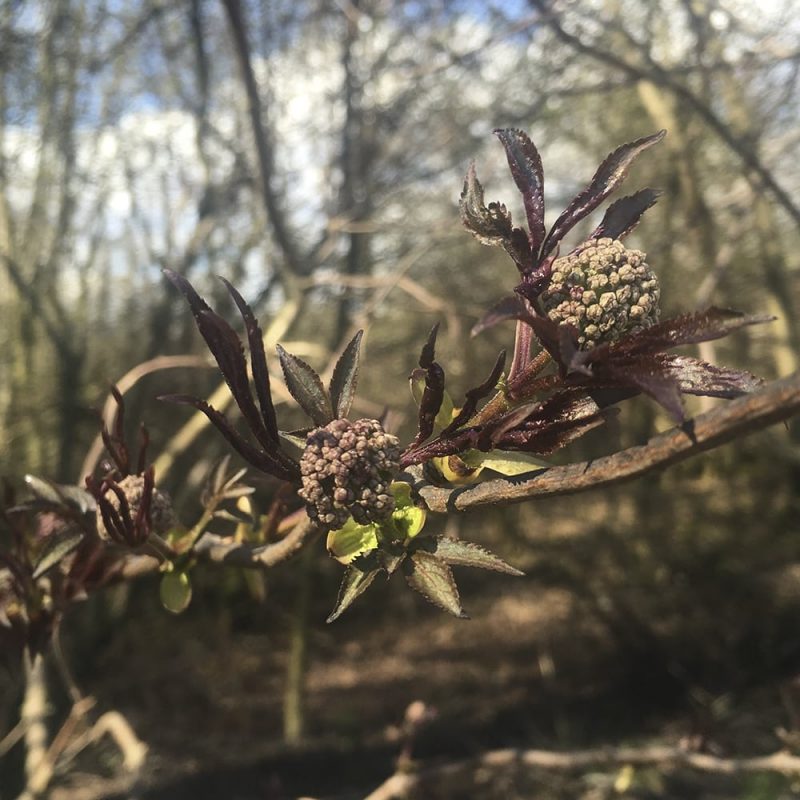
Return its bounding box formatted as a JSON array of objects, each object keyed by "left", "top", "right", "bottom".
[
  {"left": 651, "top": 354, "right": 764, "bottom": 397},
  {"left": 494, "top": 128, "right": 546, "bottom": 253},
  {"left": 441, "top": 350, "right": 506, "bottom": 435},
  {"left": 413, "top": 325, "right": 446, "bottom": 445},
  {"left": 542, "top": 130, "right": 666, "bottom": 258},
  {"left": 613, "top": 308, "right": 774, "bottom": 356},
  {"left": 219, "top": 277, "right": 280, "bottom": 444},
  {"left": 471, "top": 295, "right": 529, "bottom": 337},
  {"left": 589, "top": 188, "right": 662, "bottom": 241},
  {"left": 159, "top": 394, "right": 298, "bottom": 481}
]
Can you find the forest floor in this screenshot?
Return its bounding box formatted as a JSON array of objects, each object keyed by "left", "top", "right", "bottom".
[{"left": 39, "top": 567, "right": 800, "bottom": 800}]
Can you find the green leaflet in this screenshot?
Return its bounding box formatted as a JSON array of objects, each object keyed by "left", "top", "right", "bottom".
[
  {"left": 460, "top": 449, "right": 549, "bottom": 476},
  {"left": 160, "top": 570, "right": 193, "bottom": 614},
  {"left": 327, "top": 518, "right": 379, "bottom": 564}
]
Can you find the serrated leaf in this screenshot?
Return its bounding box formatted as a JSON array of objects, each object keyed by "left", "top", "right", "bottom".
[
  {"left": 612, "top": 308, "right": 774, "bottom": 355},
  {"left": 542, "top": 130, "right": 666, "bottom": 257},
  {"left": 657, "top": 355, "right": 763, "bottom": 397},
  {"left": 326, "top": 518, "right": 380, "bottom": 564},
  {"left": 461, "top": 449, "right": 549, "bottom": 476},
  {"left": 494, "top": 128, "right": 546, "bottom": 253},
  {"left": 276, "top": 344, "right": 333, "bottom": 426},
  {"left": 329, "top": 330, "right": 363, "bottom": 419},
  {"left": 404, "top": 551, "right": 468, "bottom": 618},
  {"left": 590, "top": 188, "right": 661, "bottom": 241},
  {"left": 327, "top": 564, "right": 380, "bottom": 623},
  {"left": 426, "top": 537, "right": 524, "bottom": 576},
  {"left": 160, "top": 570, "right": 192, "bottom": 614},
  {"left": 32, "top": 529, "right": 85, "bottom": 580}
]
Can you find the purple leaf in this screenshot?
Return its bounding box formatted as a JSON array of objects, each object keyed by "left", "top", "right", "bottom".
[
  {"left": 652, "top": 355, "right": 764, "bottom": 397},
  {"left": 219, "top": 277, "right": 280, "bottom": 445},
  {"left": 159, "top": 394, "right": 298, "bottom": 480},
  {"left": 166, "top": 271, "right": 279, "bottom": 455},
  {"left": 494, "top": 128, "right": 546, "bottom": 253},
  {"left": 471, "top": 295, "right": 529, "bottom": 337},
  {"left": 413, "top": 325, "right": 446, "bottom": 445},
  {"left": 329, "top": 330, "right": 363, "bottom": 419},
  {"left": 542, "top": 130, "right": 666, "bottom": 258},
  {"left": 276, "top": 344, "right": 334, "bottom": 427},
  {"left": 589, "top": 188, "right": 662, "bottom": 241},
  {"left": 603, "top": 358, "right": 685, "bottom": 422},
  {"left": 613, "top": 308, "right": 774, "bottom": 355},
  {"left": 404, "top": 551, "right": 468, "bottom": 619},
  {"left": 441, "top": 350, "right": 506, "bottom": 435}
]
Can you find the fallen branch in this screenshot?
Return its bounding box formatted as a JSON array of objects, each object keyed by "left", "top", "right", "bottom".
[
  {"left": 404, "top": 371, "right": 800, "bottom": 513},
  {"left": 364, "top": 743, "right": 800, "bottom": 799}
]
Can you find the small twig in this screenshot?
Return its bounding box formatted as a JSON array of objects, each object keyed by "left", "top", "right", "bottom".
[
  {"left": 405, "top": 371, "right": 800, "bottom": 512},
  {"left": 363, "top": 743, "right": 800, "bottom": 799}
]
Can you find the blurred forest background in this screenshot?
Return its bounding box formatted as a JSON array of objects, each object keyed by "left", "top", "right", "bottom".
[{"left": 1, "top": 0, "right": 800, "bottom": 798}]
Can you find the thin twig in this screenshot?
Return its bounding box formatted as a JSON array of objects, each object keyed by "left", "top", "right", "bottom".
[
  {"left": 363, "top": 743, "right": 800, "bottom": 799},
  {"left": 404, "top": 371, "right": 800, "bottom": 513}
]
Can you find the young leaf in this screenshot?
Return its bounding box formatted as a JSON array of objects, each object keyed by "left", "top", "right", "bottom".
[
  {"left": 326, "top": 518, "right": 380, "bottom": 564},
  {"left": 471, "top": 295, "right": 529, "bottom": 337},
  {"left": 32, "top": 529, "right": 85, "bottom": 580},
  {"left": 387, "top": 482, "right": 426, "bottom": 540},
  {"left": 159, "top": 394, "right": 298, "bottom": 480},
  {"left": 404, "top": 551, "right": 468, "bottom": 619},
  {"left": 426, "top": 537, "right": 524, "bottom": 576},
  {"left": 219, "top": 277, "right": 280, "bottom": 444},
  {"left": 410, "top": 369, "right": 454, "bottom": 432},
  {"left": 542, "top": 130, "right": 666, "bottom": 257},
  {"left": 494, "top": 128, "right": 546, "bottom": 253},
  {"left": 413, "top": 325, "right": 446, "bottom": 445},
  {"left": 160, "top": 570, "right": 193, "bottom": 614},
  {"left": 441, "top": 350, "right": 506, "bottom": 436},
  {"left": 461, "top": 449, "right": 549, "bottom": 476},
  {"left": 327, "top": 563, "right": 380, "bottom": 623},
  {"left": 276, "top": 344, "right": 334, "bottom": 426},
  {"left": 459, "top": 163, "right": 531, "bottom": 270},
  {"left": 589, "top": 188, "right": 662, "bottom": 241},
  {"left": 329, "top": 330, "right": 364, "bottom": 419}
]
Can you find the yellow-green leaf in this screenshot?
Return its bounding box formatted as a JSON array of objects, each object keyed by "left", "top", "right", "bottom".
[
  {"left": 326, "top": 518, "right": 379, "bottom": 564},
  {"left": 160, "top": 570, "right": 192, "bottom": 614},
  {"left": 461, "top": 449, "right": 549, "bottom": 476},
  {"left": 389, "top": 482, "right": 426, "bottom": 540}
]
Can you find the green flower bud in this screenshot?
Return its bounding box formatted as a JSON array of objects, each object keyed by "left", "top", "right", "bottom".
[{"left": 541, "top": 238, "right": 660, "bottom": 349}]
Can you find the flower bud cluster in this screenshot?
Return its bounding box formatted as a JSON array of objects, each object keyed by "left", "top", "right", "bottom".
[
  {"left": 299, "top": 418, "right": 401, "bottom": 532},
  {"left": 95, "top": 474, "right": 176, "bottom": 542},
  {"left": 541, "top": 238, "right": 660, "bottom": 349}
]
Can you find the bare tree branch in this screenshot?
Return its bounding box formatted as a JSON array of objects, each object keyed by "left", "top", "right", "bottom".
[{"left": 405, "top": 371, "right": 800, "bottom": 513}]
